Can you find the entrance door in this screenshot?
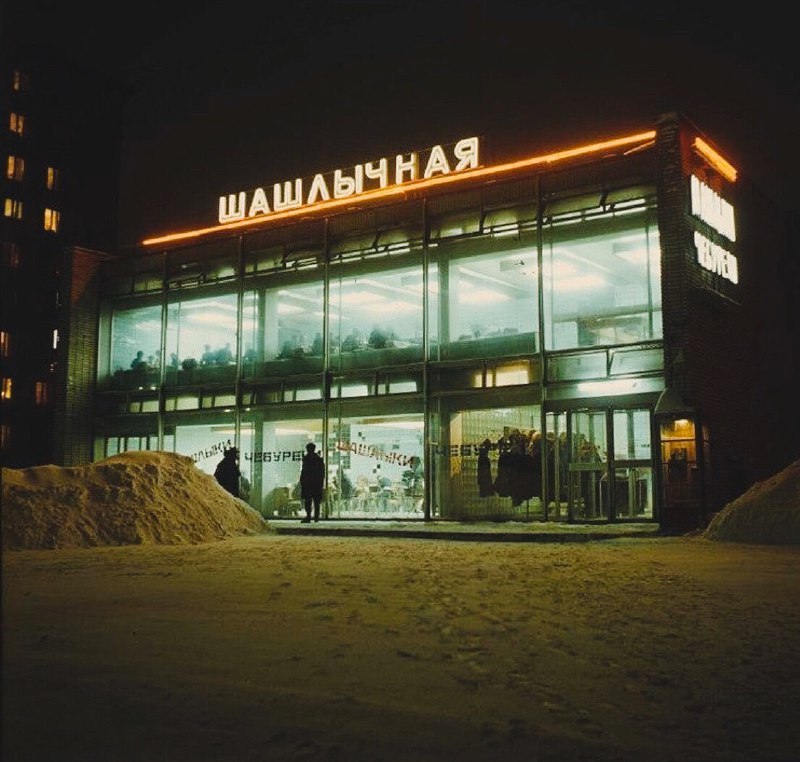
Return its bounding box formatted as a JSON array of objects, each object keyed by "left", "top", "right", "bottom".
[
  {"left": 551, "top": 407, "right": 655, "bottom": 523},
  {"left": 568, "top": 410, "right": 608, "bottom": 521},
  {"left": 610, "top": 408, "right": 654, "bottom": 519}
]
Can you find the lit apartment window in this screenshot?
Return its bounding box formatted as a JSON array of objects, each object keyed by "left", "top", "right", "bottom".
[
  {"left": 44, "top": 208, "right": 60, "bottom": 232},
  {"left": 6, "top": 155, "right": 24, "bottom": 181},
  {"left": 9, "top": 112, "right": 25, "bottom": 136},
  {"left": 46, "top": 166, "right": 60, "bottom": 191},
  {"left": 34, "top": 381, "right": 51, "bottom": 406},
  {"left": 1, "top": 377, "right": 11, "bottom": 400},
  {"left": 4, "top": 198, "right": 23, "bottom": 219},
  {"left": 12, "top": 69, "right": 30, "bottom": 92},
  {"left": 52, "top": 328, "right": 59, "bottom": 349},
  {"left": 2, "top": 242, "right": 22, "bottom": 267},
  {"left": 0, "top": 330, "right": 10, "bottom": 357},
  {"left": 0, "top": 423, "right": 9, "bottom": 451}
]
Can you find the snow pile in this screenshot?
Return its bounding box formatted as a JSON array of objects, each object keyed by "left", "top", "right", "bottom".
[
  {"left": 705, "top": 458, "right": 800, "bottom": 545},
  {"left": 2, "top": 451, "right": 270, "bottom": 550}
]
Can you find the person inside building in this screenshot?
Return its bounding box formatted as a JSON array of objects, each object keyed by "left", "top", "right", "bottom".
[
  {"left": 216, "top": 342, "right": 234, "bottom": 364},
  {"left": 130, "top": 350, "right": 147, "bottom": 371},
  {"left": 214, "top": 446, "right": 241, "bottom": 498},
  {"left": 201, "top": 344, "right": 216, "bottom": 365},
  {"left": 299, "top": 442, "right": 325, "bottom": 523}
]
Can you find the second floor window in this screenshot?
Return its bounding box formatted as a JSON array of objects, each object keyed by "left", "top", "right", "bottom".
[
  {"left": 6, "top": 155, "right": 24, "bottom": 181},
  {"left": 34, "top": 381, "right": 51, "bottom": 406},
  {"left": 44, "top": 208, "right": 60, "bottom": 232},
  {"left": 4, "top": 198, "right": 23, "bottom": 220},
  {"left": 12, "top": 69, "right": 30, "bottom": 92},
  {"left": 1, "top": 242, "right": 21, "bottom": 267},
  {"left": 9, "top": 113, "right": 25, "bottom": 136}
]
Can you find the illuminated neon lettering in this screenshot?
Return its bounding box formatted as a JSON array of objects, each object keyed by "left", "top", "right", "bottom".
[
  {"left": 248, "top": 187, "right": 270, "bottom": 217},
  {"left": 395, "top": 152, "right": 418, "bottom": 183},
  {"left": 215, "top": 137, "right": 481, "bottom": 224},
  {"left": 364, "top": 158, "right": 388, "bottom": 188},
  {"left": 219, "top": 192, "right": 246, "bottom": 223},
  {"left": 273, "top": 179, "right": 303, "bottom": 211},
  {"left": 694, "top": 231, "right": 738, "bottom": 284},
  {"left": 423, "top": 145, "right": 450, "bottom": 178},
  {"left": 453, "top": 137, "right": 479, "bottom": 170},
  {"left": 690, "top": 175, "right": 736, "bottom": 241},
  {"left": 306, "top": 173, "right": 331, "bottom": 204},
  {"left": 333, "top": 166, "right": 364, "bottom": 198}
]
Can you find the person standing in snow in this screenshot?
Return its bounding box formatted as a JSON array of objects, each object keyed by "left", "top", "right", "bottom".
[
  {"left": 215, "top": 446, "right": 241, "bottom": 498},
  {"left": 299, "top": 442, "right": 325, "bottom": 522}
]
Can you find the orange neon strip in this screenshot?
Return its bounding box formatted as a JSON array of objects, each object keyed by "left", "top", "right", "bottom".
[
  {"left": 693, "top": 137, "right": 737, "bottom": 182},
  {"left": 142, "top": 130, "right": 657, "bottom": 246}
]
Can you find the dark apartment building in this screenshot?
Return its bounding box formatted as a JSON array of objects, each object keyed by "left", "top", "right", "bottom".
[{"left": 0, "top": 29, "right": 128, "bottom": 467}]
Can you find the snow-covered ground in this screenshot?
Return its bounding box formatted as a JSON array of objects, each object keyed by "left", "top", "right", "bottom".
[{"left": 3, "top": 453, "right": 799, "bottom": 760}]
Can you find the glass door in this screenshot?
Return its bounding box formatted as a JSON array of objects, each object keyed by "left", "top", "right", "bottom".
[
  {"left": 610, "top": 408, "right": 654, "bottom": 519},
  {"left": 568, "top": 410, "right": 608, "bottom": 520}
]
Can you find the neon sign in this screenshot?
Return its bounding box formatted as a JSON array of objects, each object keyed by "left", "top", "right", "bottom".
[
  {"left": 690, "top": 175, "right": 738, "bottom": 285},
  {"left": 218, "top": 137, "right": 480, "bottom": 224},
  {"left": 694, "top": 231, "right": 738, "bottom": 284},
  {"left": 690, "top": 175, "right": 736, "bottom": 242}
]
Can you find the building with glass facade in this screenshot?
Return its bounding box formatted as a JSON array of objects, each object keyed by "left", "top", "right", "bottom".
[{"left": 66, "top": 112, "right": 792, "bottom": 529}]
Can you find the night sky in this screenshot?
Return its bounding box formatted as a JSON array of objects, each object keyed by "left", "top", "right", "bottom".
[{"left": 6, "top": 1, "right": 798, "bottom": 249}]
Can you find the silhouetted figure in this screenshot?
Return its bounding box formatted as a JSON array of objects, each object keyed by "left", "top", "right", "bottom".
[
  {"left": 201, "top": 344, "right": 216, "bottom": 365},
  {"left": 130, "top": 350, "right": 147, "bottom": 371},
  {"left": 215, "top": 446, "right": 241, "bottom": 498},
  {"left": 216, "top": 342, "right": 233, "bottom": 364},
  {"left": 477, "top": 439, "right": 495, "bottom": 497},
  {"left": 299, "top": 442, "right": 325, "bottom": 522}
]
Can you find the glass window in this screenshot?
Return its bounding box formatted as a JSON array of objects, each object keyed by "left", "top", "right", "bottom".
[
  {"left": 543, "top": 211, "right": 661, "bottom": 351},
  {"left": 9, "top": 113, "right": 25, "bottom": 136},
  {"left": 169, "top": 420, "right": 240, "bottom": 480},
  {"left": 2, "top": 242, "right": 21, "bottom": 267},
  {"left": 431, "top": 241, "right": 539, "bottom": 361},
  {"left": 108, "top": 304, "right": 162, "bottom": 388},
  {"left": 166, "top": 239, "right": 239, "bottom": 287},
  {"left": 327, "top": 413, "right": 425, "bottom": 519},
  {"left": 0, "top": 330, "right": 10, "bottom": 357},
  {"left": 12, "top": 70, "right": 30, "bottom": 92},
  {"left": 6, "top": 155, "right": 24, "bottom": 181},
  {"left": 241, "top": 276, "right": 325, "bottom": 379},
  {"left": 4, "top": 198, "right": 23, "bottom": 219},
  {"left": 165, "top": 293, "right": 238, "bottom": 385},
  {"left": 435, "top": 404, "right": 542, "bottom": 520},
  {"left": 1, "top": 377, "right": 11, "bottom": 399},
  {"left": 239, "top": 414, "right": 325, "bottom": 517},
  {"left": 34, "top": 381, "right": 50, "bottom": 406},
  {"left": 46, "top": 166, "right": 59, "bottom": 191},
  {"left": 329, "top": 263, "right": 424, "bottom": 371},
  {"left": 44, "top": 208, "right": 60, "bottom": 232}
]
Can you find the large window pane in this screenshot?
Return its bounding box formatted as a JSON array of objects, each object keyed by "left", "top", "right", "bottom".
[
  {"left": 328, "top": 413, "right": 425, "bottom": 518},
  {"left": 543, "top": 215, "right": 661, "bottom": 351},
  {"left": 109, "top": 304, "right": 162, "bottom": 389},
  {"left": 435, "top": 404, "right": 542, "bottom": 520},
  {"left": 240, "top": 415, "right": 324, "bottom": 518},
  {"left": 241, "top": 278, "right": 325, "bottom": 378},
  {"left": 329, "top": 264, "right": 424, "bottom": 370},
  {"left": 165, "top": 293, "right": 238, "bottom": 385},
  {"left": 432, "top": 243, "right": 539, "bottom": 361}
]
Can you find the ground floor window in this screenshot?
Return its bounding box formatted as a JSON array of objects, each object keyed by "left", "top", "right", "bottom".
[{"left": 99, "top": 400, "right": 658, "bottom": 522}]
